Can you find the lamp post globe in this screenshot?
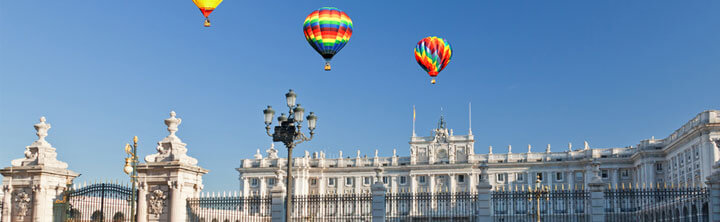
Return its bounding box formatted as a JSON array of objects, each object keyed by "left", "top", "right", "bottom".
[
  {"left": 263, "top": 106, "right": 275, "bottom": 125},
  {"left": 293, "top": 104, "right": 305, "bottom": 122},
  {"left": 307, "top": 112, "right": 317, "bottom": 130},
  {"left": 285, "top": 89, "right": 297, "bottom": 108}
]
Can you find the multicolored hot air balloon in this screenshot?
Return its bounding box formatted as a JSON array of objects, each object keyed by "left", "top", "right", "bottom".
[
  {"left": 415, "top": 36, "right": 453, "bottom": 84},
  {"left": 192, "top": 0, "right": 222, "bottom": 27},
  {"left": 303, "top": 7, "right": 353, "bottom": 71}
]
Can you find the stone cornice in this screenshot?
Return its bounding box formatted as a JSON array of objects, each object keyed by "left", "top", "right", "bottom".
[
  {"left": 0, "top": 166, "right": 79, "bottom": 178},
  {"left": 137, "top": 161, "right": 209, "bottom": 175}
]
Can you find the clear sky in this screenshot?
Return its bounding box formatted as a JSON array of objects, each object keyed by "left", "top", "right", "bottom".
[{"left": 1, "top": 1, "right": 720, "bottom": 191}]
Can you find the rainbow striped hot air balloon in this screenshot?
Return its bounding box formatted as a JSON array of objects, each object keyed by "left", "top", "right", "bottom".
[
  {"left": 303, "top": 7, "right": 353, "bottom": 71},
  {"left": 192, "top": 0, "right": 222, "bottom": 27},
  {"left": 415, "top": 36, "right": 453, "bottom": 84}
]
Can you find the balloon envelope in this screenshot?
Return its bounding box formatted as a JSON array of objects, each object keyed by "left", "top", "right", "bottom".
[
  {"left": 415, "top": 36, "right": 453, "bottom": 80},
  {"left": 193, "top": 0, "right": 222, "bottom": 18},
  {"left": 303, "top": 7, "right": 353, "bottom": 68}
]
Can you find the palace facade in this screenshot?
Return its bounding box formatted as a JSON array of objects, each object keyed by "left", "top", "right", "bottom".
[{"left": 237, "top": 110, "right": 720, "bottom": 196}]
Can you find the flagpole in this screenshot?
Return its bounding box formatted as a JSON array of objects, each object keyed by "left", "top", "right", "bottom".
[{"left": 412, "top": 105, "right": 416, "bottom": 137}]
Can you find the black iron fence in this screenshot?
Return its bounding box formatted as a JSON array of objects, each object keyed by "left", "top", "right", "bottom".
[
  {"left": 52, "top": 182, "right": 135, "bottom": 222},
  {"left": 604, "top": 186, "right": 709, "bottom": 222},
  {"left": 492, "top": 188, "right": 590, "bottom": 222},
  {"left": 291, "top": 193, "right": 372, "bottom": 222},
  {"left": 187, "top": 194, "right": 272, "bottom": 222},
  {"left": 385, "top": 192, "right": 478, "bottom": 222}
]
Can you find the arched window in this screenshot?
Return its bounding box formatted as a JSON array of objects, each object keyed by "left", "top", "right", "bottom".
[
  {"left": 91, "top": 211, "right": 104, "bottom": 222},
  {"left": 69, "top": 209, "right": 81, "bottom": 221},
  {"left": 113, "top": 212, "right": 125, "bottom": 222}
]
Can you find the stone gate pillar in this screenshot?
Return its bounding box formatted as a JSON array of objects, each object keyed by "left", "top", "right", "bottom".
[
  {"left": 136, "top": 111, "right": 208, "bottom": 222},
  {"left": 706, "top": 139, "right": 720, "bottom": 222},
  {"left": 588, "top": 159, "right": 606, "bottom": 222},
  {"left": 0, "top": 117, "right": 79, "bottom": 222},
  {"left": 476, "top": 162, "right": 492, "bottom": 221}
]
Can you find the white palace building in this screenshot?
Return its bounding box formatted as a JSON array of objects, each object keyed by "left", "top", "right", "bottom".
[{"left": 237, "top": 110, "right": 720, "bottom": 197}]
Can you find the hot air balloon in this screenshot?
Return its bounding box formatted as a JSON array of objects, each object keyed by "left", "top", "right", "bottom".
[
  {"left": 192, "top": 0, "right": 222, "bottom": 27},
  {"left": 303, "top": 7, "right": 353, "bottom": 71},
  {"left": 415, "top": 36, "right": 453, "bottom": 84}
]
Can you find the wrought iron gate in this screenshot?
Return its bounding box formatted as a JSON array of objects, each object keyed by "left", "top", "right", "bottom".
[{"left": 54, "top": 182, "right": 136, "bottom": 222}]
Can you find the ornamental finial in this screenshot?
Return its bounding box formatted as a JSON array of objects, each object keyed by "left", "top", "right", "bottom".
[
  {"left": 164, "top": 111, "right": 182, "bottom": 139},
  {"left": 34, "top": 116, "right": 51, "bottom": 145}
]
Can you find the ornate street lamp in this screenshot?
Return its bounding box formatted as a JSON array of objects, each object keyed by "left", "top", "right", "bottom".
[
  {"left": 529, "top": 175, "right": 549, "bottom": 222},
  {"left": 263, "top": 89, "right": 317, "bottom": 221},
  {"left": 123, "top": 136, "right": 139, "bottom": 222}
]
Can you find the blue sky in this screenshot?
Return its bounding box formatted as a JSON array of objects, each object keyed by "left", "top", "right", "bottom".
[{"left": 1, "top": 1, "right": 720, "bottom": 191}]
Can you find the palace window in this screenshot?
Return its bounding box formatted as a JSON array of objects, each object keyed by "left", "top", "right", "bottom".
[
  {"left": 536, "top": 172, "right": 543, "bottom": 181},
  {"left": 310, "top": 178, "right": 317, "bottom": 186},
  {"left": 686, "top": 150, "right": 692, "bottom": 162},
  {"left": 250, "top": 178, "right": 259, "bottom": 187},
  {"left": 400, "top": 176, "right": 407, "bottom": 185},
  {"left": 679, "top": 154, "right": 685, "bottom": 167},
  {"left": 328, "top": 178, "right": 336, "bottom": 186},
  {"left": 694, "top": 145, "right": 700, "bottom": 160},
  {"left": 458, "top": 175, "right": 465, "bottom": 183},
  {"left": 555, "top": 172, "right": 563, "bottom": 181},
  {"left": 621, "top": 170, "right": 629, "bottom": 179},
  {"left": 516, "top": 173, "right": 524, "bottom": 182},
  {"left": 497, "top": 173, "right": 505, "bottom": 182},
  {"left": 575, "top": 172, "right": 583, "bottom": 181},
  {"left": 601, "top": 170, "right": 608, "bottom": 179},
  {"left": 419, "top": 176, "right": 427, "bottom": 184},
  {"left": 672, "top": 157, "right": 677, "bottom": 169},
  {"left": 382, "top": 176, "right": 389, "bottom": 184},
  {"left": 268, "top": 178, "right": 276, "bottom": 186},
  {"left": 364, "top": 177, "right": 371, "bottom": 185},
  {"left": 656, "top": 163, "right": 663, "bottom": 172},
  {"left": 346, "top": 177, "right": 353, "bottom": 186}
]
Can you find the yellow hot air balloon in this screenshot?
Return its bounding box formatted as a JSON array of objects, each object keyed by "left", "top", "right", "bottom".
[{"left": 192, "top": 0, "right": 223, "bottom": 27}]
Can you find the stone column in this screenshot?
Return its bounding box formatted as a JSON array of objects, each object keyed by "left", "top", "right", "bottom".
[
  {"left": 260, "top": 177, "right": 267, "bottom": 196},
  {"left": 391, "top": 176, "right": 398, "bottom": 194},
  {"left": 137, "top": 182, "right": 148, "bottom": 222},
  {"left": 271, "top": 184, "right": 286, "bottom": 222},
  {"left": 371, "top": 181, "right": 386, "bottom": 222},
  {"left": 568, "top": 171, "right": 575, "bottom": 190},
  {"left": 241, "top": 176, "right": 250, "bottom": 197},
  {"left": 137, "top": 111, "right": 208, "bottom": 222},
  {"left": 429, "top": 175, "right": 436, "bottom": 194},
  {"left": 0, "top": 117, "right": 79, "bottom": 222},
  {"left": 168, "top": 181, "right": 183, "bottom": 222},
  {"left": 338, "top": 176, "right": 345, "bottom": 194},
  {"left": 32, "top": 185, "right": 41, "bottom": 222},
  {"left": 410, "top": 175, "right": 417, "bottom": 215},
  {"left": 468, "top": 173, "right": 476, "bottom": 193},
  {"left": 476, "top": 163, "right": 492, "bottom": 221},
  {"left": 706, "top": 158, "right": 720, "bottom": 221},
  {"left": 1, "top": 185, "right": 11, "bottom": 222},
  {"left": 449, "top": 174, "right": 457, "bottom": 193},
  {"left": 371, "top": 168, "right": 386, "bottom": 222},
  {"left": 588, "top": 160, "right": 606, "bottom": 222}
]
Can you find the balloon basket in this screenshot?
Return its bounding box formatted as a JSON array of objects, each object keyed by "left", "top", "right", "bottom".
[
  {"left": 431, "top": 78, "right": 436, "bottom": 84},
  {"left": 324, "top": 62, "right": 331, "bottom": 71},
  {"left": 204, "top": 19, "right": 211, "bottom": 27}
]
